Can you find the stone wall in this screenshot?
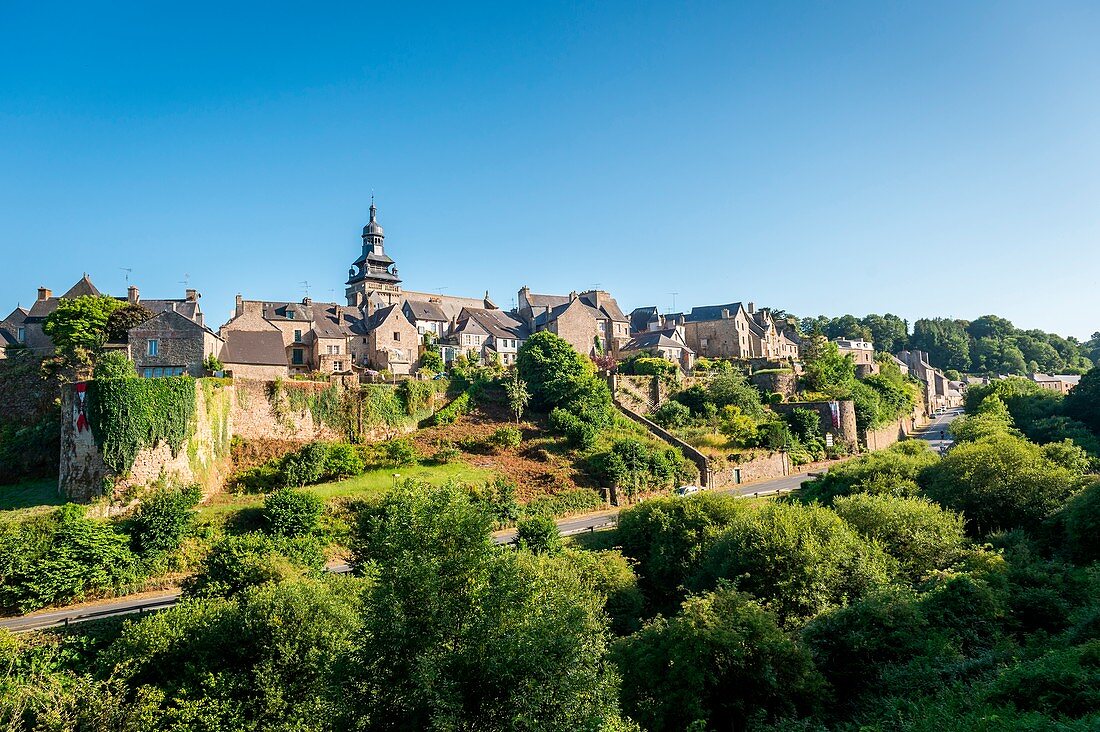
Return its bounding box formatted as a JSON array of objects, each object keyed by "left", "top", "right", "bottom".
[
  {"left": 229, "top": 378, "right": 345, "bottom": 442},
  {"left": 710, "top": 451, "right": 789, "bottom": 488},
  {"left": 60, "top": 379, "right": 234, "bottom": 504},
  {"left": 750, "top": 370, "right": 797, "bottom": 399},
  {"left": 772, "top": 400, "right": 860, "bottom": 447},
  {"left": 612, "top": 397, "right": 711, "bottom": 488}
]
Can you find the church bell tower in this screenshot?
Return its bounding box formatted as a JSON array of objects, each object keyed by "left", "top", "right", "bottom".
[{"left": 345, "top": 199, "right": 402, "bottom": 307}]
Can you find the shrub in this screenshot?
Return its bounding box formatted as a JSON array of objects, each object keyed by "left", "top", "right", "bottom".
[
  {"left": 515, "top": 515, "right": 562, "bottom": 555},
  {"left": 184, "top": 532, "right": 325, "bottom": 598},
  {"left": 798, "top": 440, "right": 937, "bottom": 504},
  {"left": 832, "top": 494, "right": 966, "bottom": 581},
  {"left": 129, "top": 484, "right": 203, "bottom": 555},
  {"left": 432, "top": 391, "right": 471, "bottom": 425},
  {"left": 382, "top": 437, "right": 418, "bottom": 467},
  {"left": 922, "top": 433, "right": 1085, "bottom": 535},
  {"left": 430, "top": 442, "right": 461, "bottom": 464},
  {"left": 280, "top": 442, "right": 330, "bottom": 487},
  {"left": 1062, "top": 481, "right": 1100, "bottom": 564},
  {"left": 324, "top": 443, "right": 365, "bottom": 478},
  {"left": 520, "top": 488, "right": 603, "bottom": 520},
  {"left": 229, "top": 464, "right": 281, "bottom": 494},
  {"left": 558, "top": 549, "right": 645, "bottom": 635},
  {"left": 632, "top": 357, "right": 677, "bottom": 376},
  {"left": 592, "top": 439, "right": 690, "bottom": 498},
  {"left": 613, "top": 589, "right": 824, "bottom": 731},
  {"left": 549, "top": 407, "right": 598, "bottom": 449},
  {"left": 708, "top": 371, "right": 766, "bottom": 419},
  {"left": 651, "top": 400, "right": 690, "bottom": 428},
  {"left": 0, "top": 504, "right": 139, "bottom": 612},
  {"left": 692, "top": 502, "right": 896, "bottom": 625},
  {"left": 92, "top": 350, "right": 137, "bottom": 380},
  {"left": 487, "top": 426, "right": 522, "bottom": 450},
  {"left": 785, "top": 407, "right": 822, "bottom": 441},
  {"left": 263, "top": 488, "right": 324, "bottom": 537},
  {"left": 469, "top": 476, "right": 522, "bottom": 526}
]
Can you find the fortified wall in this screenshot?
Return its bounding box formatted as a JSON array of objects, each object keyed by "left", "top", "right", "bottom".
[{"left": 59, "top": 377, "right": 426, "bottom": 502}]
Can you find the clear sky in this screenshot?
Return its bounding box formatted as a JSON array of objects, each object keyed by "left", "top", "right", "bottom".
[{"left": 2, "top": 2, "right": 1099, "bottom": 339}]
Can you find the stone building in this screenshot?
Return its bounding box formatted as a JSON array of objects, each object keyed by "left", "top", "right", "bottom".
[
  {"left": 897, "top": 349, "right": 964, "bottom": 411},
  {"left": 650, "top": 301, "right": 800, "bottom": 362},
  {"left": 516, "top": 287, "right": 630, "bottom": 357},
  {"left": 128, "top": 309, "right": 224, "bottom": 378},
  {"left": 621, "top": 329, "right": 695, "bottom": 372},
  {"left": 451, "top": 307, "right": 529, "bottom": 366},
  {"left": 0, "top": 307, "right": 28, "bottom": 357},
  {"left": 345, "top": 200, "right": 403, "bottom": 308},
  {"left": 361, "top": 303, "right": 419, "bottom": 375},
  {"left": 221, "top": 330, "right": 291, "bottom": 379},
  {"left": 835, "top": 337, "right": 877, "bottom": 376}
]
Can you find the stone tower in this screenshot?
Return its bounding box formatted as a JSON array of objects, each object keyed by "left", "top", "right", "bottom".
[{"left": 346, "top": 200, "right": 402, "bottom": 307}]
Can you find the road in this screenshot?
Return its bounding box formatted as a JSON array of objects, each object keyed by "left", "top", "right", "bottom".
[
  {"left": 914, "top": 408, "right": 962, "bottom": 453},
  {"left": 1, "top": 418, "right": 960, "bottom": 634}
]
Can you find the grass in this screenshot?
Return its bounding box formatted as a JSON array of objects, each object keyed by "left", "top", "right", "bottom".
[
  {"left": 197, "top": 461, "right": 494, "bottom": 522},
  {"left": 0, "top": 477, "right": 65, "bottom": 512}
]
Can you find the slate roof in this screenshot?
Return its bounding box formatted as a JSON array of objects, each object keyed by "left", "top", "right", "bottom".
[
  {"left": 404, "top": 300, "right": 449, "bottom": 322},
  {"left": 684, "top": 302, "right": 745, "bottom": 323},
  {"left": 402, "top": 291, "right": 497, "bottom": 322},
  {"left": 140, "top": 299, "right": 202, "bottom": 324},
  {"left": 221, "top": 330, "right": 287, "bottom": 366},
  {"left": 629, "top": 306, "right": 660, "bottom": 334},
  {"left": 458, "top": 308, "right": 529, "bottom": 340},
  {"left": 62, "top": 274, "right": 101, "bottom": 299},
  {"left": 624, "top": 329, "right": 693, "bottom": 353}
]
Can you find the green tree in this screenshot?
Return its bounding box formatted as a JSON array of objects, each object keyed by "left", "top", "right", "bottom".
[
  {"left": 184, "top": 532, "right": 324, "bottom": 598},
  {"left": 515, "top": 514, "right": 562, "bottom": 555},
  {"left": 801, "top": 337, "right": 856, "bottom": 397},
  {"left": 911, "top": 317, "right": 971, "bottom": 372},
  {"left": 516, "top": 331, "right": 596, "bottom": 409},
  {"left": 613, "top": 589, "right": 823, "bottom": 731},
  {"left": 1061, "top": 481, "right": 1100, "bottom": 564},
  {"left": 104, "top": 303, "right": 155, "bottom": 343},
  {"left": 691, "top": 502, "right": 896, "bottom": 625},
  {"left": 832, "top": 494, "right": 966, "bottom": 581},
  {"left": 344, "top": 484, "right": 620, "bottom": 730},
  {"left": 263, "top": 487, "right": 324, "bottom": 537},
  {"left": 42, "top": 294, "right": 125, "bottom": 365},
  {"left": 707, "top": 369, "right": 766, "bottom": 418},
  {"left": 799, "top": 440, "right": 937, "bottom": 504},
  {"left": 922, "top": 433, "right": 1086, "bottom": 535},
  {"left": 503, "top": 369, "right": 530, "bottom": 423},
  {"left": 1064, "top": 367, "right": 1100, "bottom": 434},
  {"left": 129, "top": 484, "right": 202, "bottom": 554}
]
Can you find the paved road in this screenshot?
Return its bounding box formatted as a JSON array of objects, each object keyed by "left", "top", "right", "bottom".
[{"left": 915, "top": 408, "right": 962, "bottom": 454}]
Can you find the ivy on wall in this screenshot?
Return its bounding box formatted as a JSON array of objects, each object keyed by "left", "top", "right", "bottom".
[{"left": 87, "top": 376, "right": 197, "bottom": 474}]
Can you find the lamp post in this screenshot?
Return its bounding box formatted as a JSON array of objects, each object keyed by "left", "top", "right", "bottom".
[{"left": 392, "top": 473, "right": 400, "bottom": 490}]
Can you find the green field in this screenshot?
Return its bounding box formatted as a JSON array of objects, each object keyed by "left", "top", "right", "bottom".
[
  {"left": 0, "top": 477, "right": 65, "bottom": 512},
  {"left": 197, "top": 461, "right": 494, "bottom": 523}
]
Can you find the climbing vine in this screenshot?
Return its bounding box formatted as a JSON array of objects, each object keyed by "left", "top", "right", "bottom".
[{"left": 87, "top": 376, "right": 197, "bottom": 474}]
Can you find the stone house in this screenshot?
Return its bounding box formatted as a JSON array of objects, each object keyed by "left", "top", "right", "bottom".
[
  {"left": 621, "top": 329, "right": 695, "bottom": 372},
  {"left": 451, "top": 307, "right": 529, "bottom": 366},
  {"left": 1029, "top": 373, "right": 1081, "bottom": 395},
  {"left": 517, "top": 287, "right": 630, "bottom": 357},
  {"left": 128, "top": 310, "right": 224, "bottom": 378},
  {"left": 362, "top": 303, "right": 419, "bottom": 375},
  {"left": 835, "top": 337, "right": 877, "bottom": 376},
  {"left": 897, "top": 349, "right": 965, "bottom": 411},
  {"left": 668, "top": 301, "right": 800, "bottom": 362},
  {"left": 0, "top": 307, "right": 28, "bottom": 357},
  {"left": 220, "top": 330, "right": 290, "bottom": 380}
]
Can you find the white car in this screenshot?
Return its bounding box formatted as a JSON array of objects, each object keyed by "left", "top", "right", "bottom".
[{"left": 676, "top": 485, "right": 704, "bottom": 497}]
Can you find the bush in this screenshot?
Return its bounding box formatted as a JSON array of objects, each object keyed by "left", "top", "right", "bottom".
[
  {"left": 280, "top": 442, "right": 330, "bottom": 487},
  {"left": 632, "top": 357, "right": 677, "bottom": 376},
  {"left": 651, "top": 400, "right": 690, "bottom": 429},
  {"left": 515, "top": 515, "right": 562, "bottom": 555},
  {"left": 92, "top": 350, "right": 137, "bottom": 380},
  {"left": 785, "top": 407, "right": 822, "bottom": 441},
  {"left": 229, "top": 464, "right": 281, "bottom": 494},
  {"left": 557, "top": 549, "right": 645, "bottom": 635},
  {"left": 382, "top": 437, "right": 418, "bottom": 467},
  {"left": 549, "top": 407, "right": 598, "bottom": 449},
  {"left": 468, "top": 476, "right": 522, "bottom": 526},
  {"left": 832, "top": 494, "right": 966, "bottom": 581},
  {"left": 184, "top": 532, "right": 325, "bottom": 598},
  {"left": 692, "top": 502, "right": 896, "bottom": 625},
  {"left": 592, "top": 439, "right": 691, "bottom": 498},
  {"left": 616, "top": 492, "right": 750, "bottom": 614},
  {"left": 432, "top": 391, "right": 471, "bottom": 425},
  {"left": 430, "top": 442, "right": 461, "bottom": 464},
  {"left": 324, "top": 443, "right": 365, "bottom": 478},
  {"left": 263, "top": 488, "right": 324, "bottom": 537},
  {"left": 1062, "top": 481, "right": 1100, "bottom": 564},
  {"left": 487, "top": 426, "right": 522, "bottom": 450},
  {"left": 129, "top": 484, "right": 203, "bottom": 555},
  {"left": 520, "top": 488, "right": 603, "bottom": 520},
  {"left": 799, "top": 440, "right": 938, "bottom": 504},
  {"left": 613, "top": 588, "right": 824, "bottom": 731},
  {"left": 0, "top": 504, "right": 139, "bottom": 612},
  {"left": 922, "top": 433, "right": 1085, "bottom": 535}
]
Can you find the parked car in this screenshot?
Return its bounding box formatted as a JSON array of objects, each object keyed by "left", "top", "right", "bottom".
[{"left": 676, "top": 485, "right": 704, "bottom": 497}]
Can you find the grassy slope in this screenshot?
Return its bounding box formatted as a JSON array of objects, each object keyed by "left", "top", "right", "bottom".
[{"left": 0, "top": 477, "right": 65, "bottom": 512}]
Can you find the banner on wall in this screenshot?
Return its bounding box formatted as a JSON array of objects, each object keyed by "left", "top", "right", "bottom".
[
  {"left": 75, "top": 382, "right": 88, "bottom": 433},
  {"left": 829, "top": 400, "right": 840, "bottom": 430}
]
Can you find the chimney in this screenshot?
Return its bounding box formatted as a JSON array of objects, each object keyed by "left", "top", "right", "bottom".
[
  {"left": 302, "top": 296, "right": 312, "bottom": 306},
  {"left": 128, "top": 285, "right": 139, "bottom": 304},
  {"left": 37, "top": 287, "right": 51, "bottom": 301},
  {"left": 721, "top": 308, "right": 730, "bottom": 319},
  {"left": 747, "top": 302, "right": 755, "bottom": 314},
  {"left": 235, "top": 294, "right": 243, "bottom": 316},
  {"left": 569, "top": 291, "right": 578, "bottom": 302},
  {"left": 185, "top": 289, "right": 198, "bottom": 302}
]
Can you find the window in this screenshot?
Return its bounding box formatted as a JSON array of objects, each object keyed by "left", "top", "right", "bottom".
[
  {"left": 294, "top": 329, "right": 302, "bottom": 343},
  {"left": 152, "top": 367, "right": 164, "bottom": 377},
  {"left": 393, "top": 332, "right": 401, "bottom": 342},
  {"left": 333, "top": 361, "right": 344, "bottom": 372},
  {"left": 147, "top": 339, "right": 159, "bottom": 356},
  {"left": 327, "top": 345, "right": 341, "bottom": 355},
  {"left": 292, "top": 349, "right": 304, "bottom": 365},
  {"left": 16, "top": 327, "right": 24, "bottom": 343},
  {"left": 143, "top": 368, "right": 153, "bottom": 378},
  {"left": 286, "top": 310, "right": 295, "bottom": 319}
]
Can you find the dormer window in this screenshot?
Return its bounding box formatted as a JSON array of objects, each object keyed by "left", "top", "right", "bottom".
[{"left": 287, "top": 310, "right": 295, "bottom": 319}]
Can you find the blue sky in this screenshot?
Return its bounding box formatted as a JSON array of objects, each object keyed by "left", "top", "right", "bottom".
[{"left": 2, "top": 2, "right": 1099, "bottom": 339}]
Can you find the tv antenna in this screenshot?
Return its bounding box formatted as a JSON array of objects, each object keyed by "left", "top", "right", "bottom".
[
  {"left": 179, "top": 273, "right": 191, "bottom": 289},
  {"left": 670, "top": 292, "right": 679, "bottom": 312},
  {"left": 300, "top": 280, "right": 311, "bottom": 299},
  {"left": 120, "top": 267, "right": 133, "bottom": 285}
]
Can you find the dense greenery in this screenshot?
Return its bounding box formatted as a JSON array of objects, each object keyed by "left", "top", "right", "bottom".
[
  {"left": 806, "top": 311, "right": 1094, "bottom": 375},
  {"left": 42, "top": 295, "right": 124, "bottom": 366},
  {"left": 87, "top": 376, "right": 197, "bottom": 474},
  {"left": 0, "top": 350, "right": 62, "bottom": 484}
]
